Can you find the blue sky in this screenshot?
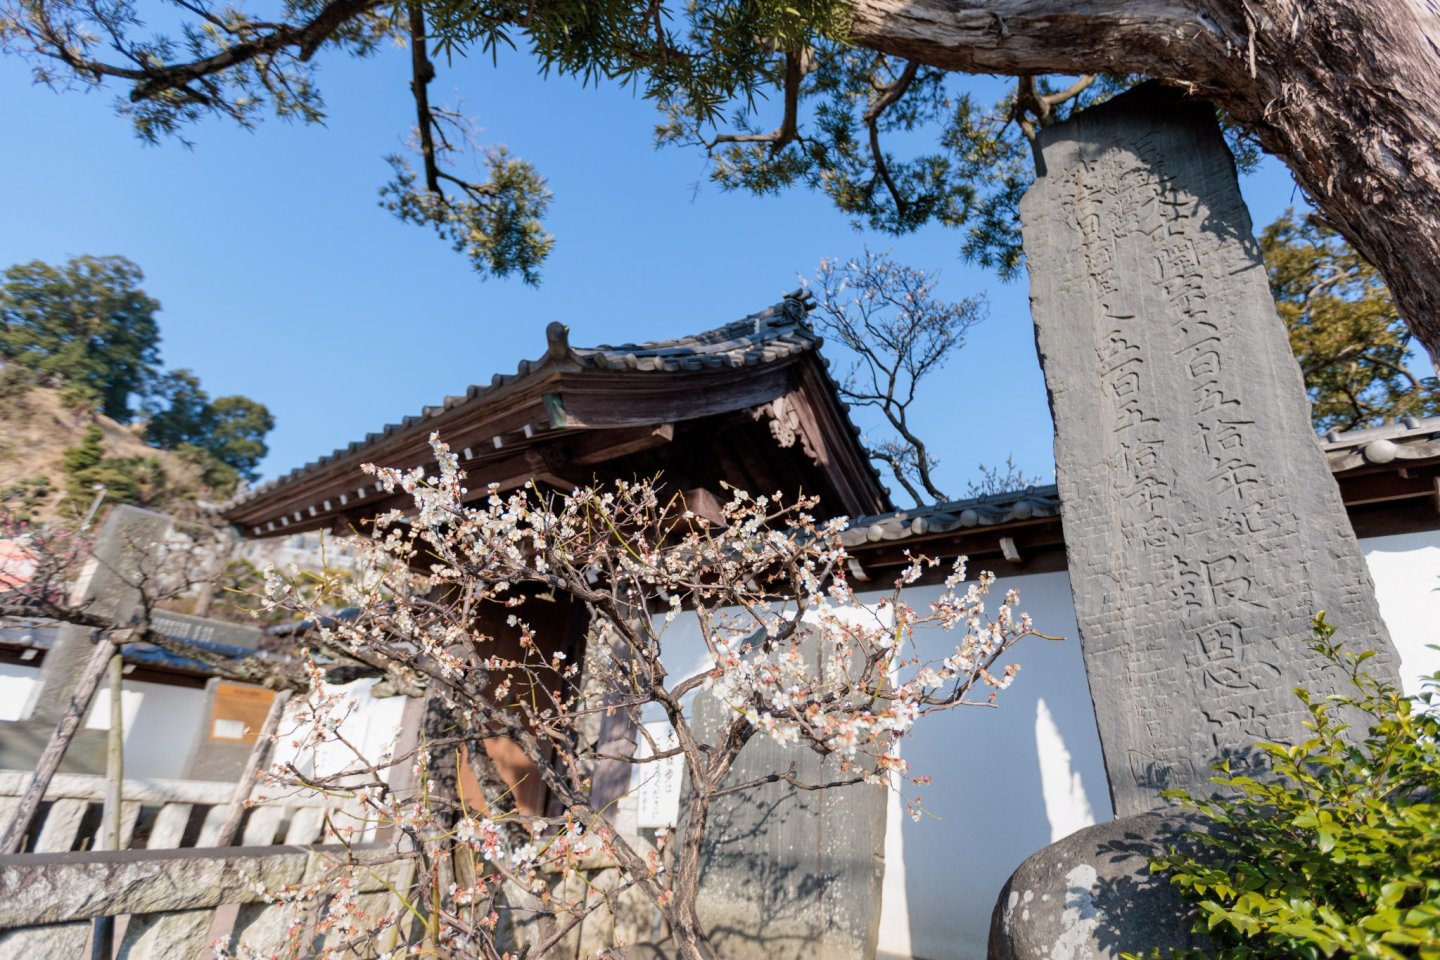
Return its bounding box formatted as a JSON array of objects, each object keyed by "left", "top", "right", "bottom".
[{"left": 0, "top": 46, "right": 1307, "bottom": 501}]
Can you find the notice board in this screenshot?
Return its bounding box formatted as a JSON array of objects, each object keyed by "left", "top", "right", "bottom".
[{"left": 209, "top": 682, "right": 276, "bottom": 743}]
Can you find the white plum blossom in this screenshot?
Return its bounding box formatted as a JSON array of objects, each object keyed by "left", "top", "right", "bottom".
[{"left": 252, "top": 433, "right": 1037, "bottom": 960}]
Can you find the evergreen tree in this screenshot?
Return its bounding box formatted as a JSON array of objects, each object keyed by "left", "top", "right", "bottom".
[
  {"left": 62, "top": 424, "right": 105, "bottom": 479},
  {"left": 142, "top": 369, "right": 211, "bottom": 449},
  {"left": 61, "top": 423, "right": 173, "bottom": 508},
  {"left": 0, "top": 256, "right": 160, "bottom": 421},
  {"left": 1262, "top": 211, "right": 1440, "bottom": 433},
  {"left": 143, "top": 369, "right": 273, "bottom": 486},
  {"left": 205, "top": 395, "right": 274, "bottom": 483}
]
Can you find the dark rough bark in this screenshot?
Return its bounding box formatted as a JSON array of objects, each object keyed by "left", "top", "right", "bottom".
[{"left": 849, "top": 0, "right": 1440, "bottom": 368}]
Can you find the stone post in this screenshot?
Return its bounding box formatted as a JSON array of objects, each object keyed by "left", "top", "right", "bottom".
[
  {"left": 23, "top": 505, "right": 174, "bottom": 728},
  {"left": 684, "top": 630, "right": 887, "bottom": 960},
  {"left": 1021, "top": 85, "right": 1400, "bottom": 818}
]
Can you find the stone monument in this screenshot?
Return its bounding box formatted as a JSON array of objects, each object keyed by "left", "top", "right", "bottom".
[
  {"left": 1021, "top": 84, "right": 1400, "bottom": 819},
  {"left": 686, "top": 636, "right": 887, "bottom": 960},
  {"left": 3, "top": 506, "right": 175, "bottom": 775}
]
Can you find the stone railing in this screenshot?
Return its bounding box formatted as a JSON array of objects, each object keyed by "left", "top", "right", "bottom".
[
  {"left": 0, "top": 770, "right": 350, "bottom": 854},
  {"left": 0, "top": 843, "right": 409, "bottom": 959}
]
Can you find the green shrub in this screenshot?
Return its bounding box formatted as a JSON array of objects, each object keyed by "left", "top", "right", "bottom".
[
  {"left": 0, "top": 475, "right": 53, "bottom": 521},
  {"left": 62, "top": 423, "right": 174, "bottom": 508},
  {"left": 1136, "top": 614, "right": 1440, "bottom": 959}
]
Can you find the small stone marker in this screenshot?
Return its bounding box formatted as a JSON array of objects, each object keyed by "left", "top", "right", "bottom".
[
  {"left": 686, "top": 634, "right": 887, "bottom": 960},
  {"left": 23, "top": 505, "right": 174, "bottom": 728},
  {"left": 150, "top": 610, "right": 261, "bottom": 651},
  {"left": 1021, "top": 85, "right": 1400, "bottom": 818}
]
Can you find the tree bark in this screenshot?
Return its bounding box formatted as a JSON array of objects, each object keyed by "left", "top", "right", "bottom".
[{"left": 848, "top": 0, "right": 1440, "bottom": 367}]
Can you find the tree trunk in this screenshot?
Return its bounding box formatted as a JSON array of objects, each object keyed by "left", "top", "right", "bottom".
[
  {"left": 214, "top": 689, "right": 291, "bottom": 848},
  {"left": 671, "top": 793, "right": 720, "bottom": 960},
  {"left": 0, "top": 636, "right": 116, "bottom": 855},
  {"left": 848, "top": 0, "right": 1440, "bottom": 367}
]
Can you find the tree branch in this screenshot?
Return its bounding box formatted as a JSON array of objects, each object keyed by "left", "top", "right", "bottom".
[
  {"left": 407, "top": 0, "right": 441, "bottom": 196},
  {"left": 863, "top": 60, "right": 920, "bottom": 215},
  {"left": 127, "top": 0, "right": 387, "bottom": 101},
  {"left": 708, "top": 51, "right": 803, "bottom": 153},
  {"left": 847, "top": 0, "right": 1221, "bottom": 81}
]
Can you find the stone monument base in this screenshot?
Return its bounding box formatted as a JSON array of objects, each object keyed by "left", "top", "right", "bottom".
[{"left": 987, "top": 812, "right": 1215, "bottom": 960}]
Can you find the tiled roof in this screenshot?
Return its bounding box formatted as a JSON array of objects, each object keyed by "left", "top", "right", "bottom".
[
  {"left": 571, "top": 295, "right": 819, "bottom": 371},
  {"left": 841, "top": 416, "right": 1440, "bottom": 548},
  {"left": 841, "top": 486, "right": 1061, "bottom": 548},
  {"left": 223, "top": 293, "right": 882, "bottom": 514},
  {"left": 1322, "top": 415, "right": 1440, "bottom": 470}
]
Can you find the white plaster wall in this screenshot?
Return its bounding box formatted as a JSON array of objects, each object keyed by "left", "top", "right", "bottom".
[
  {"left": 872, "top": 530, "right": 1440, "bottom": 960},
  {"left": 270, "top": 678, "right": 408, "bottom": 785},
  {"left": 635, "top": 573, "right": 1111, "bottom": 960},
  {"left": 0, "top": 663, "right": 40, "bottom": 722},
  {"left": 82, "top": 679, "right": 208, "bottom": 780},
  {"left": 1361, "top": 530, "right": 1440, "bottom": 695},
  {"left": 868, "top": 570, "right": 1109, "bottom": 960}
]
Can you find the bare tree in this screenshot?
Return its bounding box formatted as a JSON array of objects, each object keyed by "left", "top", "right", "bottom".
[
  {"left": 807, "top": 250, "right": 985, "bottom": 505},
  {"left": 964, "top": 455, "right": 1049, "bottom": 498}
]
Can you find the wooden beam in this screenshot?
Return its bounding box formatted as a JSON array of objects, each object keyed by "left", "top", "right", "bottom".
[
  {"left": 553, "top": 366, "right": 792, "bottom": 428},
  {"left": 461, "top": 450, "right": 549, "bottom": 498},
  {"left": 678, "top": 487, "right": 727, "bottom": 526},
  {"left": 1336, "top": 466, "right": 1440, "bottom": 506},
  {"left": 566, "top": 424, "right": 675, "bottom": 466}
]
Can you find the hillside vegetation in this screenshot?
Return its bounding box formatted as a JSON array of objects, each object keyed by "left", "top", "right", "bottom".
[
  {"left": 0, "top": 379, "right": 212, "bottom": 524},
  {"left": 0, "top": 254, "right": 273, "bottom": 525}
]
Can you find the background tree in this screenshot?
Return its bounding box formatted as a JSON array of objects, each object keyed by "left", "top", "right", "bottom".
[
  {"left": 807, "top": 249, "right": 985, "bottom": 505},
  {"left": 1262, "top": 210, "right": 1440, "bottom": 433},
  {"left": 204, "top": 395, "right": 275, "bottom": 483},
  {"left": 0, "top": 256, "right": 159, "bottom": 421},
  {"left": 141, "top": 369, "right": 211, "bottom": 449},
  {"left": 143, "top": 369, "right": 275, "bottom": 493},
  {"left": 60, "top": 424, "right": 106, "bottom": 500},
  {"left": 5, "top": 0, "right": 1440, "bottom": 363},
  {"left": 964, "top": 455, "right": 1048, "bottom": 498},
  {"left": 62, "top": 423, "right": 174, "bottom": 509},
  {"left": 0, "top": 253, "right": 276, "bottom": 498}
]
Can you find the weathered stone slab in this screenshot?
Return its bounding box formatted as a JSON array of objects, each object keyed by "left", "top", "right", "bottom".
[
  {"left": 687, "top": 687, "right": 887, "bottom": 960},
  {"left": 0, "top": 922, "right": 91, "bottom": 960},
  {"left": 0, "top": 845, "right": 312, "bottom": 926},
  {"left": 23, "top": 505, "right": 173, "bottom": 727},
  {"left": 233, "top": 901, "right": 304, "bottom": 953},
  {"left": 150, "top": 609, "right": 262, "bottom": 651},
  {"left": 144, "top": 802, "right": 193, "bottom": 850},
  {"left": 118, "top": 908, "right": 216, "bottom": 960},
  {"left": 85, "top": 505, "right": 177, "bottom": 623},
  {"left": 1021, "top": 84, "right": 1400, "bottom": 817},
  {"left": 987, "top": 811, "right": 1214, "bottom": 960},
  {"left": 33, "top": 797, "right": 88, "bottom": 853}
]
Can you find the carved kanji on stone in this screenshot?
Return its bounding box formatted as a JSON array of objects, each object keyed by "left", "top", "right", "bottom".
[{"left": 1021, "top": 85, "right": 1401, "bottom": 817}]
